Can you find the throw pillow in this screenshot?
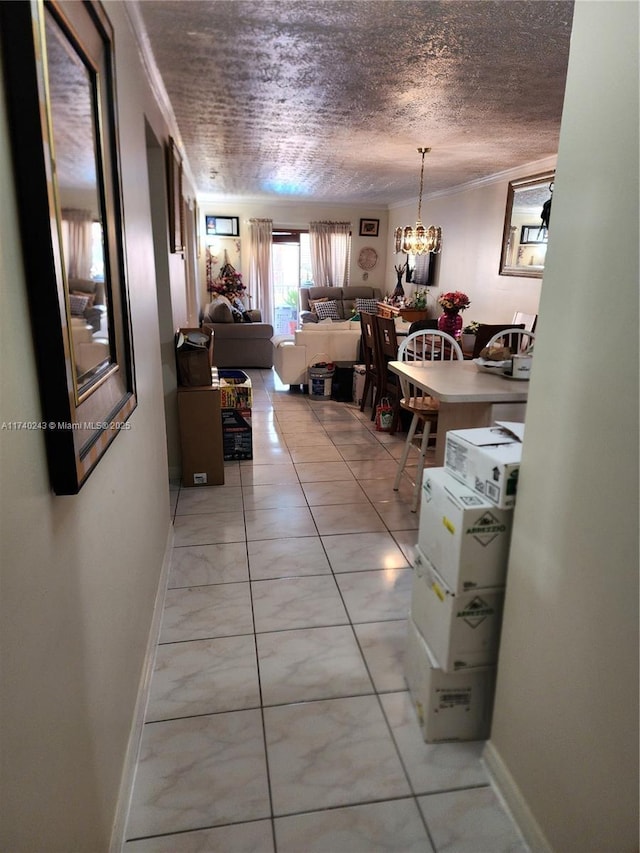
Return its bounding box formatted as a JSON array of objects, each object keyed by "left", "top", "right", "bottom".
[
  {"left": 72, "top": 290, "right": 95, "bottom": 308},
  {"left": 205, "top": 295, "right": 233, "bottom": 323},
  {"left": 309, "top": 297, "right": 328, "bottom": 314},
  {"left": 355, "top": 297, "right": 379, "bottom": 315},
  {"left": 69, "top": 293, "right": 90, "bottom": 316},
  {"left": 315, "top": 300, "right": 340, "bottom": 321}
]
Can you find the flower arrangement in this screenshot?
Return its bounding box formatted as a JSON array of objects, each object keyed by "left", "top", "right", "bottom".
[
  {"left": 406, "top": 287, "right": 430, "bottom": 309},
  {"left": 438, "top": 291, "right": 471, "bottom": 312},
  {"left": 462, "top": 320, "right": 480, "bottom": 335},
  {"left": 207, "top": 248, "right": 246, "bottom": 299}
]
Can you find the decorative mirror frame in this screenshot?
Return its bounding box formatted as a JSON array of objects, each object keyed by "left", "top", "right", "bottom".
[
  {"left": 1, "top": 0, "right": 136, "bottom": 494},
  {"left": 499, "top": 170, "right": 555, "bottom": 278}
]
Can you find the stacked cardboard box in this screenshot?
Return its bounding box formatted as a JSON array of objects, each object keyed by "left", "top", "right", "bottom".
[
  {"left": 214, "top": 369, "right": 253, "bottom": 460},
  {"left": 177, "top": 386, "right": 225, "bottom": 487},
  {"left": 405, "top": 423, "right": 524, "bottom": 743}
]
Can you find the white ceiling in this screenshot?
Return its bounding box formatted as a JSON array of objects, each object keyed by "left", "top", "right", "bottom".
[{"left": 130, "top": 0, "right": 574, "bottom": 205}]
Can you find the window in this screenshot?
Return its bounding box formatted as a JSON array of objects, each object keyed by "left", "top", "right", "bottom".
[{"left": 271, "top": 230, "right": 312, "bottom": 334}]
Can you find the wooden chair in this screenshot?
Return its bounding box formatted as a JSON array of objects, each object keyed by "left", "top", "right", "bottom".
[
  {"left": 472, "top": 323, "right": 524, "bottom": 358},
  {"left": 372, "top": 314, "right": 402, "bottom": 434},
  {"left": 393, "top": 330, "right": 463, "bottom": 511},
  {"left": 359, "top": 311, "right": 379, "bottom": 415},
  {"left": 485, "top": 327, "right": 535, "bottom": 354}
]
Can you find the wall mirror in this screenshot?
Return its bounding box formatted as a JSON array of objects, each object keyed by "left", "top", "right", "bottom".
[
  {"left": 1, "top": 0, "right": 136, "bottom": 494},
  {"left": 499, "top": 170, "right": 555, "bottom": 278}
]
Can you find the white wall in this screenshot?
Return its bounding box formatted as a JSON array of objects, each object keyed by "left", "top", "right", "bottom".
[
  {"left": 0, "top": 5, "right": 182, "bottom": 850},
  {"left": 486, "top": 2, "right": 639, "bottom": 851},
  {"left": 387, "top": 161, "right": 556, "bottom": 323}
]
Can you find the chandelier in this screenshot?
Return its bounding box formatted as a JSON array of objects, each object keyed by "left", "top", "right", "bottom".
[{"left": 394, "top": 147, "right": 442, "bottom": 255}]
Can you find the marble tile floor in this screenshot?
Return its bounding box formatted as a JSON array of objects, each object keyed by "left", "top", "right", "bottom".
[{"left": 125, "top": 369, "right": 528, "bottom": 853}]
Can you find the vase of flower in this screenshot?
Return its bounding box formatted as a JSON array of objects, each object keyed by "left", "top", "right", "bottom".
[
  {"left": 436, "top": 291, "right": 471, "bottom": 340},
  {"left": 438, "top": 309, "right": 463, "bottom": 339}
]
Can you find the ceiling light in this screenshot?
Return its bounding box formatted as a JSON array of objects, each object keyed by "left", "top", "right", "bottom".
[{"left": 394, "top": 147, "right": 442, "bottom": 255}]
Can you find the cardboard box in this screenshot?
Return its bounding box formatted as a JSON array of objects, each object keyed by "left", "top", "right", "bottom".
[
  {"left": 404, "top": 618, "right": 495, "bottom": 743},
  {"left": 411, "top": 548, "right": 504, "bottom": 672},
  {"left": 216, "top": 369, "right": 252, "bottom": 409},
  {"left": 177, "top": 386, "right": 224, "bottom": 486},
  {"left": 444, "top": 422, "right": 524, "bottom": 508},
  {"left": 419, "top": 467, "right": 513, "bottom": 594},
  {"left": 221, "top": 408, "right": 252, "bottom": 460},
  {"left": 176, "top": 327, "right": 213, "bottom": 387}
]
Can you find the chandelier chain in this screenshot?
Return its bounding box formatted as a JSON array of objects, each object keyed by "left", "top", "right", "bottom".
[{"left": 417, "top": 147, "right": 427, "bottom": 222}]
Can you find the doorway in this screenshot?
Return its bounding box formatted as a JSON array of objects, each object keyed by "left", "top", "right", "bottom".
[{"left": 271, "top": 230, "right": 312, "bottom": 334}]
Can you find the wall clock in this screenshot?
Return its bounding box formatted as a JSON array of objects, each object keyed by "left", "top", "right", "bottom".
[{"left": 357, "top": 246, "right": 378, "bottom": 271}]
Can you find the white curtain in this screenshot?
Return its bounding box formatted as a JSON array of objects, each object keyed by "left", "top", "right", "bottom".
[
  {"left": 249, "top": 218, "right": 273, "bottom": 323},
  {"left": 309, "top": 221, "right": 351, "bottom": 288},
  {"left": 61, "top": 208, "right": 93, "bottom": 279}
]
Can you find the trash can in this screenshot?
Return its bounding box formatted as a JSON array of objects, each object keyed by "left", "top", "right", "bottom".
[
  {"left": 331, "top": 364, "right": 355, "bottom": 402},
  {"left": 308, "top": 355, "right": 335, "bottom": 400}
]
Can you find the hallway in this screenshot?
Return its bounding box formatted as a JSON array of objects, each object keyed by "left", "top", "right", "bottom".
[{"left": 124, "top": 368, "right": 527, "bottom": 852}]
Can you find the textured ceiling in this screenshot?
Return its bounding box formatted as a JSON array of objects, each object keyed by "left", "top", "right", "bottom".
[{"left": 132, "top": 0, "right": 574, "bottom": 205}]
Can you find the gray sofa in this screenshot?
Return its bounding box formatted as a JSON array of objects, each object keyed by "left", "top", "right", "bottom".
[
  {"left": 68, "top": 277, "right": 107, "bottom": 333},
  {"left": 201, "top": 300, "right": 273, "bottom": 368},
  {"left": 299, "top": 285, "right": 382, "bottom": 324}
]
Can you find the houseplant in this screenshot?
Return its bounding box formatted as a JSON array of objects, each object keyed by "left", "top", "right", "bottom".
[
  {"left": 437, "top": 291, "right": 471, "bottom": 339},
  {"left": 461, "top": 320, "right": 480, "bottom": 353}
]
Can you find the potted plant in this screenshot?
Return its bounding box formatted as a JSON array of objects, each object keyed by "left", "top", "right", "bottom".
[
  {"left": 398, "top": 287, "right": 430, "bottom": 321},
  {"left": 461, "top": 320, "right": 480, "bottom": 352}
]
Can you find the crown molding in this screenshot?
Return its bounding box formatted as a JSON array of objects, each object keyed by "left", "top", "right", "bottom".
[
  {"left": 196, "top": 192, "right": 388, "bottom": 210},
  {"left": 388, "top": 156, "right": 557, "bottom": 210}
]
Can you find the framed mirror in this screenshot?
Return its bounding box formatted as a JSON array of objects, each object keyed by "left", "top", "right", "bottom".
[
  {"left": 1, "top": 0, "right": 136, "bottom": 494},
  {"left": 499, "top": 170, "right": 555, "bottom": 278}
]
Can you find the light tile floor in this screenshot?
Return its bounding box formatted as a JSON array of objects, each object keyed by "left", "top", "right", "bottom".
[{"left": 125, "top": 369, "right": 528, "bottom": 852}]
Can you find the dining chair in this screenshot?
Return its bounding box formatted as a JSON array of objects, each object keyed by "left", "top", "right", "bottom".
[
  {"left": 512, "top": 311, "right": 538, "bottom": 333},
  {"left": 372, "top": 314, "right": 402, "bottom": 434},
  {"left": 471, "top": 323, "right": 524, "bottom": 358},
  {"left": 358, "top": 311, "right": 379, "bottom": 415},
  {"left": 393, "top": 330, "right": 464, "bottom": 512},
  {"left": 484, "top": 327, "right": 535, "bottom": 354}
]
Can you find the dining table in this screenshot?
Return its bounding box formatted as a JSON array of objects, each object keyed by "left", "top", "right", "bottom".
[{"left": 388, "top": 360, "right": 529, "bottom": 466}]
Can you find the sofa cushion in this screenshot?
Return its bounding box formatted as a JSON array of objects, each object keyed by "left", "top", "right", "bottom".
[
  {"left": 300, "top": 285, "right": 382, "bottom": 323},
  {"left": 315, "top": 300, "right": 340, "bottom": 320},
  {"left": 205, "top": 296, "right": 234, "bottom": 323},
  {"left": 68, "top": 277, "right": 106, "bottom": 307}
]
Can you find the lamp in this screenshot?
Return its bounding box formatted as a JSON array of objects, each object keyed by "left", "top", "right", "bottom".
[{"left": 394, "top": 147, "right": 442, "bottom": 255}]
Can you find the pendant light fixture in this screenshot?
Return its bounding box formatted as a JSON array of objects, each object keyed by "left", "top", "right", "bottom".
[{"left": 394, "top": 147, "right": 442, "bottom": 255}]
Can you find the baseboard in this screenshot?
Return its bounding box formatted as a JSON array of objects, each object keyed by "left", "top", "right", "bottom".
[
  {"left": 482, "top": 740, "right": 554, "bottom": 853},
  {"left": 109, "top": 525, "right": 174, "bottom": 852}
]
